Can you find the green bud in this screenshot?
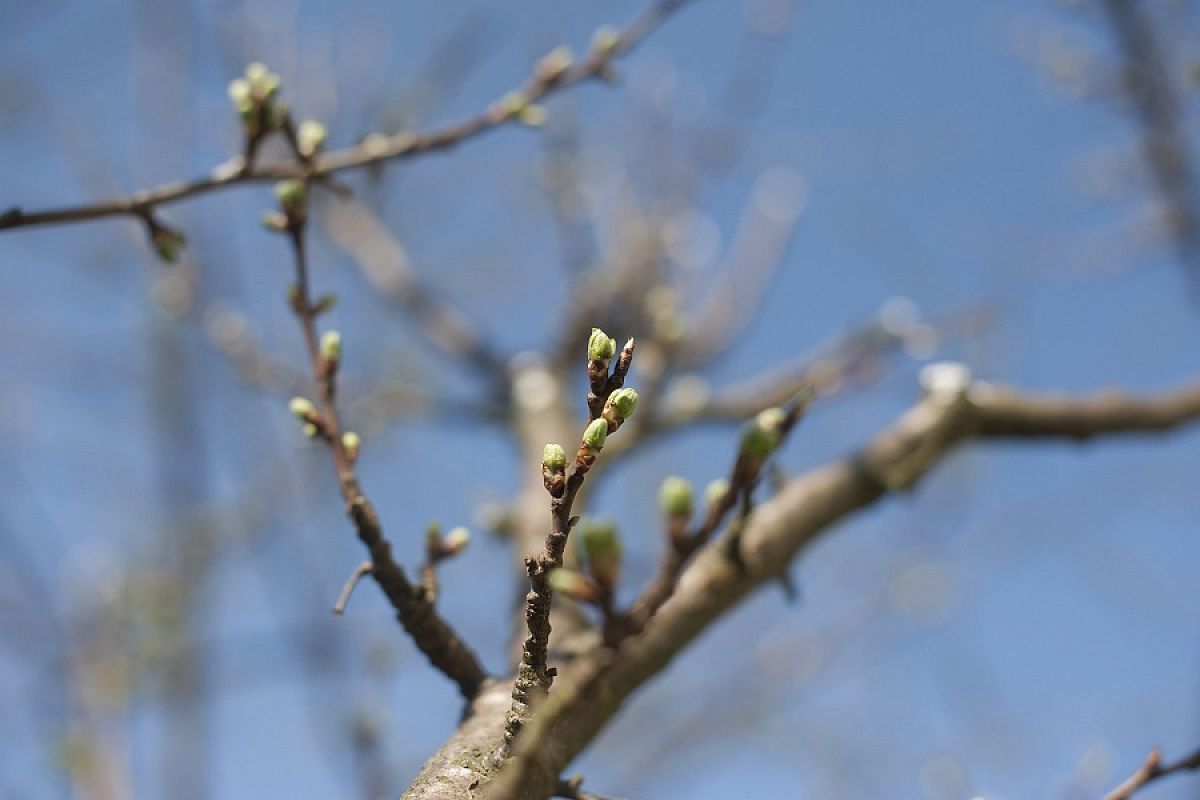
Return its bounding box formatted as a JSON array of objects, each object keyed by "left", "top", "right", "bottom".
[
  {"left": 658, "top": 476, "right": 694, "bottom": 518},
  {"left": 518, "top": 104, "right": 548, "bottom": 127},
  {"left": 578, "top": 518, "right": 622, "bottom": 586},
  {"left": 606, "top": 387, "right": 638, "bottom": 419},
  {"left": 274, "top": 179, "right": 306, "bottom": 214},
  {"left": 740, "top": 407, "right": 786, "bottom": 460},
  {"left": 245, "top": 62, "right": 268, "bottom": 83},
  {"left": 297, "top": 119, "right": 327, "bottom": 157},
  {"left": 588, "top": 327, "right": 617, "bottom": 361},
  {"left": 543, "top": 442, "right": 568, "bottom": 471},
  {"left": 425, "top": 522, "right": 442, "bottom": 552},
  {"left": 547, "top": 568, "right": 599, "bottom": 602},
  {"left": 289, "top": 396, "right": 316, "bottom": 421},
  {"left": 227, "top": 78, "right": 254, "bottom": 114},
  {"left": 150, "top": 226, "right": 186, "bottom": 263},
  {"left": 704, "top": 478, "right": 731, "bottom": 510},
  {"left": 312, "top": 294, "right": 338, "bottom": 315},
  {"left": 756, "top": 407, "right": 787, "bottom": 435},
  {"left": 582, "top": 418, "right": 609, "bottom": 451},
  {"left": 499, "top": 91, "right": 529, "bottom": 118},
  {"left": 443, "top": 526, "right": 471, "bottom": 554},
  {"left": 245, "top": 62, "right": 280, "bottom": 100},
  {"left": 302, "top": 422, "right": 319, "bottom": 438},
  {"left": 320, "top": 330, "right": 342, "bottom": 363},
  {"left": 341, "top": 431, "right": 360, "bottom": 459},
  {"left": 592, "top": 24, "right": 622, "bottom": 56},
  {"left": 537, "top": 46, "right": 574, "bottom": 82}
]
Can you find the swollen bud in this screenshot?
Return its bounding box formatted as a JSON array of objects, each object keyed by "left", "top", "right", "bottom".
[
  {"left": 443, "top": 527, "right": 471, "bottom": 555},
  {"left": 704, "top": 478, "right": 731, "bottom": 511},
  {"left": 537, "top": 46, "right": 574, "bottom": 83},
  {"left": 591, "top": 24, "right": 621, "bottom": 56},
  {"left": 289, "top": 396, "right": 316, "bottom": 421},
  {"left": 518, "top": 104, "right": 548, "bottom": 127},
  {"left": 658, "top": 476, "right": 694, "bottom": 518},
  {"left": 543, "top": 443, "right": 568, "bottom": 472},
  {"left": 296, "top": 119, "right": 327, "bottom": 158},
  {"left": 227, "top": 78, "right": 253, "bottom": 115},
  {"left": 588, "top": 327, "right": 617, "bottom": 363},
  {"left": 606, "top": 387, "right": 638, "bottom": 420},
  {"left": 740, "top": 407, "right": 786, "bottom": 460},
  {"left": 578, "top": 519, "right": 622, "bottom": 587},
  {"left": 274, "top": 179, "right": 307, "bottom": 219},
  {"left": 582, "top": 418, "right": 609, "bottom": 451},
  {"left": 547, "top": 568, "right": 601, "bottom": 604},
  {"left": 341, "top": 431, "right": 361, "bottom": 461},
  {"left": 320, "top": 330, "right": 342, "bottom": 364},
  {"left": 149, "top": 225, "right": 186, "bottom": 264},
  {"left": 425, "top": 522, "right": 443, "bottom": 553}
]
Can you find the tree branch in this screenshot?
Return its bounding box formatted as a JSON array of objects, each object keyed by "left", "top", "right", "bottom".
[
  {"left": 1104, "top": 746, "right": 1200, "bottom": 800},
  {"left": 475, "top": 376, "right": 1200, "bottom": 799},
  {"left": 0, "top": 0, "right": 695, "bottom": 234},
  {"left": 281, "top": 197, "right": 487, "bottom": 700}
]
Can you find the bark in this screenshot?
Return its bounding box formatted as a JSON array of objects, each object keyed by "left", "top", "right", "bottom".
[{"left": 400, "top": 379, "right": 1200, "bottom": 800}]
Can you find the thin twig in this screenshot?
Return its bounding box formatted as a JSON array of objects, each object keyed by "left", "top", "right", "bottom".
[
  {"left": 282, "top": 197, "right": 487, "bottom": 699},
  {"left": 332, "top": 561, "right": 374, "bottom": 616},
  {"left": 505, "top": 339, "right": 636, "bottom": 745},
  {"left": 1104, "top": 747, "right": 1200, "bottom": 800},
  {"left": 0, "top": 0, "right": 695, "bottom": 233},
  {"left": 621, "top": 385, "right": 812, "bottom": 637}
]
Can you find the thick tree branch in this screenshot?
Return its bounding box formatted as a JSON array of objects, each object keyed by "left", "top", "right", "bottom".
[
  {"left": 428, "top": 376, "right": 1200, "bottom": 800},
  {"left": 0, "top": 0, "right": 694, "bottom": 234}
]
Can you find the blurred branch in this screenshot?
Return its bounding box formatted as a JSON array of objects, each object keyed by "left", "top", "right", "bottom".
[
  {"left": 1104, "top": 746, "right": 1200, "bottom": 800},
  {"left": 319, "top": 195, "right": 508, "bottom": 379},
  {"left": 603, "top": 301, "right": 992, "bottom": 465},
  {"left": 1100, "top": 0, "right": 1200, "bottom": 272},
  {"left": 673, "top": 166, "right": 807, "bottom": 368},
  {"left": 0, "top": 0, "right": 695, "bottom": 233},
  {"left": 411, "top": 375, "right": 1200, "bottom": 799}
]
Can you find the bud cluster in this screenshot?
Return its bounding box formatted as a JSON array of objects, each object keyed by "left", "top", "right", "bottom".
[{"left": 227, "top": 62, "right": 287, "bottom": 139}]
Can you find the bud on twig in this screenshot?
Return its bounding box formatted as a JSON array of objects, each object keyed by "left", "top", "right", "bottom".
[
  {"left": 341, "top": 431, "right": 361, "bottom": 462},
  {"left": 289, "top": 396, "right": 317, "bottom": 422},
  {"left": 588, "top": 327, "right": 617, "bottom": 364},
  {"left": 320, "top": 330, "right": 342, "bottom": 366},
  {"left": 704, "top": 478, "right": 731, "bottom": 513},
  {"left": 582, "top": 418, "right": 609, "bottom": 452},
  {"left": 740, "top": 407, "right": 786, "bottom": 461},
  {"left": 605, "top": 387, "right": 638, "bottom": 421},
  {"left": 658, "top": 476, "right": 694, "bottom": 519},
  {"left": 229, "top": 62, "right": 284, "bottom": 138},
  {"left": 578, "top": 518, "right": 622, "bottom": 588},
  {"left": 443, "top": 526, "right": 471, "bottom": 556},
  {"left": 591, "top": 24, "right": 622, "bottom": 57},
  {"left": 542, "top": 442, "right": 567, "bottom": 496},
  {"left": 543, "top": 443, "right": 567, "bottom": 472},
  {"left": 146, "top": 220, "right": 186, "bottom": 263},
  {"left": 536, "top": 46, "right": 574, "bottom": 84},
  {"left": 547, "top": 568, "right": 603, "bottom": 604},
  {"left": 296, "top": 119, "right": 327, "bottom": 159},
  {"left": 275, "top": 179, "right": 307, "bottom": 223}
]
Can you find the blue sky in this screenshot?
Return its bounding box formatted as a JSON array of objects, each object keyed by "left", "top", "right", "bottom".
[{"left": 1, "top": 1, "right": 1198, "bottom": 798}]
